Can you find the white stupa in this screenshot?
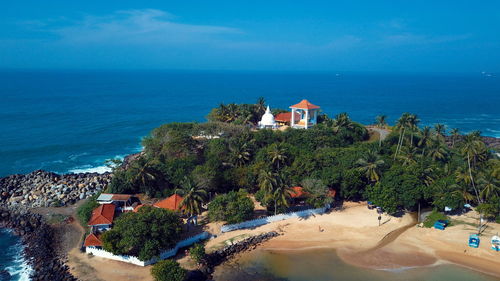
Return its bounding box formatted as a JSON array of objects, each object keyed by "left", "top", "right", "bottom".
[{"left": 258, "top": 106, "right": 277, "bottom": 129}]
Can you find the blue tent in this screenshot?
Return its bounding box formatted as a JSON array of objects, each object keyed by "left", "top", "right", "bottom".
[{"left": 469, "top": 234, "right": 480, "bottom": 248}]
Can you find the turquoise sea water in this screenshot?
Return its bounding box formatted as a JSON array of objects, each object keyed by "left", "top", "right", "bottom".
[
  {"left": 0, "top": 229, "right": 31, "bottom": 280},
  {"left": 215, "top": 248, "right": 499, "bottom": 281},
  {"left": 1, "top": 70, "right": 499, "bottom": 177}
]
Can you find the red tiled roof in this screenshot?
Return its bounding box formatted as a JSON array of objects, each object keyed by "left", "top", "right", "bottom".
[
  {"left": 153, "top": 194, "right": 184, "bottom": 211},
  {"left": 275, "top": 112, "right": 301, "bottom": 123},
  {"left": 290, "top": 99, "right": 320, "bottom": 110},
  {"left": 84, "top": 233, "right": 102, "bottom": 247},
  {"left": 88, "top": 204, "right": 115, "bottom": 226},
  {"left": 290, "top": 186, "right": 309, "bottom": 198}
]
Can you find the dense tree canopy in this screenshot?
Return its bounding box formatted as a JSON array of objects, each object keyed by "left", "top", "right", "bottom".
[
  {"left": 107, "top": 102, "right": 499, "bottom": 221},
  {"left": 101, "top": 206, "right": 183, "bottom": 261}
]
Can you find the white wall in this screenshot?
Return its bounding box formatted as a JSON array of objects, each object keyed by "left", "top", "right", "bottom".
[
  {"left": 220, "top": 205, "right": 329, "bottom": 233},
  {"left": 86, "top": 232, "right": 210, "bottom": 266}
]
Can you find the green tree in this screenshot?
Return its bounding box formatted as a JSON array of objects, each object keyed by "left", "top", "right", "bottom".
[
  {"left": 332, "top": 113, "right": 354, "bottom": 133},
  {"left": 101, "top": 206, "right": 182, "bottom": 261},
  {"left": 208, "top": 190, "right": 254, "bottom": 223},
  {"left": 450, "top": 128, "right": 460, "bottom": 148},
  {"left": 151, "top": 260, "right": 186, "bottom": 281},
  {"left": 302, "top": 178, "right": 332, "bottom": 208},
  {"left": 189, "top": 243, "right": 206, "bottom": 264},
  {"left": 76, "top": 193, "right": 100, "bottom": 227}
]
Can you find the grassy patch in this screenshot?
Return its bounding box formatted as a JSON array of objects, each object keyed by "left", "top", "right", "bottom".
[
  {"left": 46, "top": 213, "right": 70, "bottom": 225},
  {"left": 423, "top": 210, "right": 450, "bottom": 228}
]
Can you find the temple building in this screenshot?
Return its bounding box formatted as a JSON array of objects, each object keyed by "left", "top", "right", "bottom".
[
  {"left": 258, "top": 106, "right": 278, "bottom": 129},
  {"left": 290, "top": 99, "right": 320, "bottom": 129}
]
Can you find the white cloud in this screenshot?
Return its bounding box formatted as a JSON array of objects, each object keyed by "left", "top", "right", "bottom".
[{"left": 50, "top": 9, "right": 241, "bottom": 45}]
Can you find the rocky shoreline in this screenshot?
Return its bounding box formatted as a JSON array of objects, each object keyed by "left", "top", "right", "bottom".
[
  {"left": 0, "top": 206, "right": 77, "bottom": 281},
  {"left": 0, "top": 170, "right": 112, "bottom": 208},
  {"left": 194, "top": 231, "right": 280, "bottom": 280}
]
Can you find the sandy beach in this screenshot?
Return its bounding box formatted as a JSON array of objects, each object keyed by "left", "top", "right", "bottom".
[{"left": 207, "top": 202, "right": 500, "bottom": 278}]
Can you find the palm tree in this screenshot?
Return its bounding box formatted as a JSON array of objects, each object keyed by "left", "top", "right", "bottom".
[
  {"left": 356, "top": 150, "right": 385, "bottom": 182},
  {"left": 256, "top": 97, "right": 266, "bottom": 116},
  {"left": 418, "top": 126, "right": 432, "bottom": 155},
  {"left": 426, "top": 140, "right": 448, "bottom": 162},
  {"left": 268, "top": 143, "right": 288, "bottom": 171},
  {"left": 273, "top": 181, "right": 293, "bottom": 215},
  {"left": 130, "top": 158, "right": 159, "bottom": 194},
  {"left": 175, "top": 177, "right": 208, "bottom": 217},
  {"left": 398, "top": 146, "right": 421, "bottom": 166},
  {"left": 460, "top": 133, "right": 483, "bottom": 203},
  {"left": 332, "top": 113, "right": 353, "bottom": 133},
  {"left": 477, "top": 173, "right": 499, "bottom": 201},
  {"left": 375, "top": 115, "right": 387, "bottom": 129},
  {"left": 434, "top": 123, "right": 446, "bottom": 141},
  {"left": 229, "top": 140, "right": 252, "bottom": 167},
  {"left": 258, "top": 170, "right": 283, "bottom": 215},
  {"left": 394, "top": 112, "right": 410, "bottom": 159},
  {"left": 406, "top": 114, "right": 420, "bottom": 146},
  {"left": 450, "top": 128, "right": 460, "bottom": 148}
]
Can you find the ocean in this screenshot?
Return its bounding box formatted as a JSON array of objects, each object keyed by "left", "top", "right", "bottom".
[
  {"left": 0, "top": 229, "right": 31, "bottom": 280},
  {"left": 1, "top": 70, "right": 499, "bottom": 178}
]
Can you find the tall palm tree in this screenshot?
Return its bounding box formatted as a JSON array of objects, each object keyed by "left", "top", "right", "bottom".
[
  {"left": 130, "top": 158, "right": 160, "bottom": 194},
  {"left": 258, "top": 170, "right": 282, "bottom": 215},
  {"left": 434, "top": 123, "right": 446, "bottom": 141},
  {"left": 332, "top": 113, "right": 353, "bottom": 133},
  {"left": 477, "top": 173, "right": 499, "bottom": 201},
  {"left": 460, "top": 133, "right": 483, "bottom": 203},
  {"left": 418, "top": 126, "right": 432, "bottom": 155},
  {"left": 175, "top": 177, "right": 208, "bottom": 216},
  {"left": 450, "top": 128, "right": 460, "bottom": 148},
  {"left": 406, "top": 114, "right": 420, "bottom": 146},
  {"left": 356, "top": 150, "right": 385, "bottom": 182},
  {"left": 394, "top": 112, "right": 410, "bottom": 159},
  {"left": 268, "top": 143, "right": 288, "bottom": 171},
  {"left": 273, "top": 180, "right": 293, "bottom": 215},
  {"left": 256, "top": 97, "right": 266, "bottom": 116},
  {"left": 375, "top": 115, "right": 387, "bottom": 129}
]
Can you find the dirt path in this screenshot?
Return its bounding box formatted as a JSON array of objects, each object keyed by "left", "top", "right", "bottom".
[{"left": 362, "top": 213, "right": 418, "bottom": 252}]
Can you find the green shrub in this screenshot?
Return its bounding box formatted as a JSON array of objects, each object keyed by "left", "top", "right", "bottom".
[
  {"left": 151, "top": 260, "right": 186, "bottom": 281},
  {"left": 189, "top": 243, "right": 206, "bottom": 263},
  {"left": 76, "top": 193, "right": 100, "bottom": 227},
  {"left": 423, "top": 210, "right": 449, "bottom": 228}
]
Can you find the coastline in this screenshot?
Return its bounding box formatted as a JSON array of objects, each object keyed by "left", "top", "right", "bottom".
[
  {"left": 209, "top": 202, "right": 500, "bottom": 279},
  {"left": 0, "top": 206, "right": 77, "bottom": 280}
]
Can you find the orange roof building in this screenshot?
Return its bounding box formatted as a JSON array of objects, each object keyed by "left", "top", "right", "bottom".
[
  {"left": 84, "top": 233, "right": 102, "bottom": 247},
  {"left": 275, "top": 112, "right": 301, "bottom": 125},
  {"left": 153, "top": 194, "right": 184, "bottom": 211},
  {"left": 88, "top": 204, "right": 115, "bottom": 226},
  {"left": 289, "top": 99, "right": 320, "bottom": 129}
]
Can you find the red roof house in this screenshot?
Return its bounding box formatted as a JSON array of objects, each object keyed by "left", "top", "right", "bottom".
[
  {"left": 275, "top": 112, "right": 301, "bottom": 124},
  {"left": 88, "top": 204, "right": 115, "bottom": 226},
  {"left": 153, "top": 194, "right": 184, "bottom": 211},
  {"left": 84, "top": 233, "right": 102, "bottom": 247}
]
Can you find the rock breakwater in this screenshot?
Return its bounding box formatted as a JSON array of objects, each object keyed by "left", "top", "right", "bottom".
[
  {"left": 0, "top": 170, "right": 111, "bottom": 207},
  {"left": 0, "top": 206, "right": 77, "bottom": 281}
]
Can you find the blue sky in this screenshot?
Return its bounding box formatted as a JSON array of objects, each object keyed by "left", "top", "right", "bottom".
[{"left": 2, "top": 1, "right": 500, "bottom": 72}]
